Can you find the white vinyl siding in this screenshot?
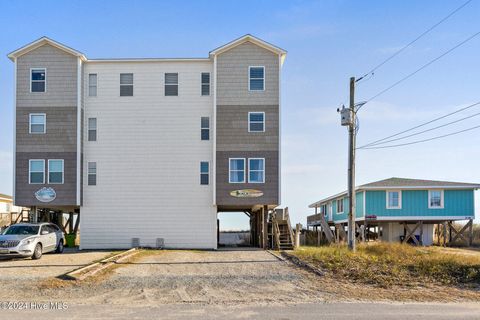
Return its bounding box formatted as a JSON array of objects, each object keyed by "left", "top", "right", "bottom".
[
  {"left": 29, "top": 113, "right": 46, "bottom": 134},
  {"left": 48, "top": 159, "right": 64, "bottom": 184},
  {"left": 82, "top": 61, "right": 215, "bottom": 249},
  {"left": 29, "top": 159, "right": 45, "bottom": 184}
]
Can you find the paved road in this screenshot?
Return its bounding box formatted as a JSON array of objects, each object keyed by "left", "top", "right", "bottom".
[{"left": 1, "top": 302, "right": 479, "bottom": 319}]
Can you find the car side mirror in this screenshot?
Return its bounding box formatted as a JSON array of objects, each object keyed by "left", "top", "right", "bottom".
[{"left": 41, "top": 230, "right": 49, "bottom": 235}]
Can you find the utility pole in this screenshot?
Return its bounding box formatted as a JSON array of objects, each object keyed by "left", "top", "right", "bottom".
[{"left": 347, "top": 77, "right": 356, "bottom": 251}]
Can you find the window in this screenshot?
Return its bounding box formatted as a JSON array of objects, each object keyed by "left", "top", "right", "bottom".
[
  {"left": 89, "top": 73, "right": 97, "bottom": 97},
  {"left": 249, "top": 66, "right": 264, "bottom": 91},
  {"left": 200, "top": 162, "right": 209, "bottom": 185},
  {"left": 248, "top": 158, "right": 265, "bottom": 183},
  {"left": 88, "top": 118, "right": 97, "bottom": 141},
  {"left": 165, "top": 73, "right": 178, "bottom": 96},
  {"left": 201, "top": 117, "right": 210, "bottom": 140},
  {"left": 428, "top": 190, "right": 444, "bottom": 209},
  {"left": 248, "top": 112, "right": 265, "bottom": 132},
  {"left": 120, "top": 73, "right": 133, "bottom": 96},
  {"left": 386, "top": 190, "right": 402, "bottom": 209},
  {"left": 29, "top": 113, "right": 46, "bottom": 134},
  {"left": 88, "top": 162, "right": 96, "bottom": 186},
  {"left": 337, "top": 198, "right": 344, "bottom": 213},
  {"left": 201, "top": 72, "right": 210, "bottom": 96},
  {"left": 31, "top": 68, "right": 46, "bottom": 92},
  {"left": 29, "top": 160, "right": 44, "bottom": 184},
  {"left": 321, "top": 204, "right": 327, "bottom": 216},
  {"left": 48, "top": 159, "right": 64, "bottom": 184},
  {"left": 229, "top": 158, "right": 245, "bottom": 183}
]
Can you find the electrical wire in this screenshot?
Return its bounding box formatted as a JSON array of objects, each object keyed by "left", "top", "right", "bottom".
[
  {"left": 361, "top": 31, "right": 480, "bottom": 107},
  {"left": 358, "top": 101, "right": 480, "bottom": 148},
  {"left": 359, "top": 109, "right": 480, "bottom": 148},
  {"left": 359, "top": 123, "right": 480, "bottom": 149},
  {"left": 356, "top": 0, "right": 473, "bottom": 82}
]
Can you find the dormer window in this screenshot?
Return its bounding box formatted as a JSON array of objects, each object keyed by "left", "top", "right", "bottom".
[{"left": 31, "top": 68, "right": 46, "bottom": 92}]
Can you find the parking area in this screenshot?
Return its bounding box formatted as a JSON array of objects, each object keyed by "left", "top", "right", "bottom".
[{"left": 0, "top": 248, "right": 114, "bottom": 280}]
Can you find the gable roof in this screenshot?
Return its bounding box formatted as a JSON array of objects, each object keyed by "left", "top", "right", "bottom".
[
  {"left": 209, "top": 34, "right": 287, "bottom": 64},
  {"left": 7, "top": 36, "right": 87, "bottom": 62},
  {"left": 308, "top": 177, "right": 480, "bottom": 208}
]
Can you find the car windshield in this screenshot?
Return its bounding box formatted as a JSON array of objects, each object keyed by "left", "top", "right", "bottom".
[{"left": 2, "top": 225, "right": 39, "bottom": 235}]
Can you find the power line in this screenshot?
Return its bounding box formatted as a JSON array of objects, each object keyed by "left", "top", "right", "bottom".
[
  {"left": 359, "top": 123, "right": 480, "bottom": 150},
  {"left": 358, "top": 101, "right": 480, "bottom": 148},
  {"left": 357, "top": 0, "right": 473, "bottom": 82},
  {"left": 359, "top": 108, "right": 480, "bottom": 148},
  {"left": 361, "top": 31, "right": 480, "bottom": 107}
]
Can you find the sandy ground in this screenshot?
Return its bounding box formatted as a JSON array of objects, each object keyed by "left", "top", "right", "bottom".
[{"left": 0, "top": 248, "right": 114, "bottom": 280}]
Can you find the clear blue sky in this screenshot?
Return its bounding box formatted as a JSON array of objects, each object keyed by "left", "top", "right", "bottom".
[{"left": 1, "top": 0, "right": 479, "bottom": 229}]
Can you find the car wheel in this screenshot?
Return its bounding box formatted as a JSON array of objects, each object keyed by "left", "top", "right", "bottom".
[
  {"left": 56, "top": 239, "right": 64, "bottom": 253},
  {"left": 32, "top": 243, "right": 42, "bottom": 260}
]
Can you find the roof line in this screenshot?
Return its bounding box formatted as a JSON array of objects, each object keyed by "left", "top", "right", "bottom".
[
  {"left": 209, "top": 34, "right": 287, "bottom": 56},
  {"left": 7, "top": 36, "right": 86, "bottom": 61}
]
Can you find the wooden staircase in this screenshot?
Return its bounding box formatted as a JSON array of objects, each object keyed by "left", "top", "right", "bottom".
[{"left": 270, "top": 208, "right": 295, "bottom": 250}]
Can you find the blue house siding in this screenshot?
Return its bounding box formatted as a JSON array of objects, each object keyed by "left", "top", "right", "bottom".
[
  {"left": 365, "top": 189, "right": 474, "bottom": 218},
  {"left": 331, "top": 191, "right": 364, "bottom": 223}
]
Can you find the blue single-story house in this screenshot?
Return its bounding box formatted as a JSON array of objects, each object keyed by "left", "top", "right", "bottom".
[{"left": 307, "top": 178, "right": 479, "bottom": 245}]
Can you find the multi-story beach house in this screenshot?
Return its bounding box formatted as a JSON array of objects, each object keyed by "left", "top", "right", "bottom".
[
  {"left": 307, "top": 178, "right": 479, "bottom": 246},
  {"left": 8, "top": 35, "right": 286, "bottom": 249}
]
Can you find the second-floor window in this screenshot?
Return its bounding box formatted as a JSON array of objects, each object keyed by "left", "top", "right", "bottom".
[
  {"left": 88, "top": 118, "right": 97, "bottom": 141},
  {"left": 248, "top": 112, "right": 265, "bottom": 132},
  {"left": 29, "top": 113, "right": 46, "bottom": 134},
  {"left": 89, "top": 73, "right": 97, "bottom": 97},
  {"left": 31, "top": 68, "right": 46, "bottom": 92},
  {"left": 201, "top": 73, "right": 210, "bottom": 96},
  {"left": 120, "top": 73, "right": 133, "bottom": 96},
  {"left": 248, "top": 158, "right": 265, "bottom": 183},
  {"left": 229, "top": 158, "right": 245, "bottom": 183},
  {"left": 386, "top": 190, "right": 401, "bottom": 209},
  {"left": 165, "top": 73, "right": 178, "bottom": 96},
  {"left": 200, "top": 162, "right": 209, "bottom": 185},
  {"left": 201, "top": 117, "right": 210, "bottom": 140},
  {"left": 88, "top": 162, "right": 97, "bottom": 186},
  {"left": 48, "top": 159, "right": 64, "bottom": 184},
  {"left": 29, "top": 160, "right": 45, "bottom": 184},
  {"left": 249, "top": 66, "right": 264, "bottom": 91}
]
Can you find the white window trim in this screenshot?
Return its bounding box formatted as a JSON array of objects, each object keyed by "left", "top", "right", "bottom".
[
  {"left": 119, "top": 73, "right": 134, "bottom": 97},
  {"left": 88, "top": 117, "right": 97, "bottom": 141},
  {"left": 428, "top": 190, "right": 444, "bottom": 209},
  {"left": 248, "top": 158, "right": 265, "bottom": 183},
  {"left": 29, "top": 159, "right": 45, "bottom": 184},
  {"left": 29, "top": 113, "right": 46, "bottom": 134},
  {"left": 88, "top": 73, "right": 98, "bottom": 97},
  {"left": 48, "top": 159, "right": 64, "bottom": 184},
  {"left": 248, "top": 66, "right": 265, "bottom": 91},
  {"left": 229, "top": 158, "right": 246, "bottom": 184},
  {"left": 30, "top": 68, "right": 47, "bottom": 93},
  {"left": 386, "top": 189, "right": 402, "bottom": 209},
  {"left": 248, "top": 111, "right": 265, "bottom": 133},
  {"left": 336, "top": 198, "right": 344, "bottom": 214},
  {"left": 165, "top": 73, "right": 179, "bottom": 96},
  {"left": 201, "top": 72, "right": 210, "bottom": 96}
]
